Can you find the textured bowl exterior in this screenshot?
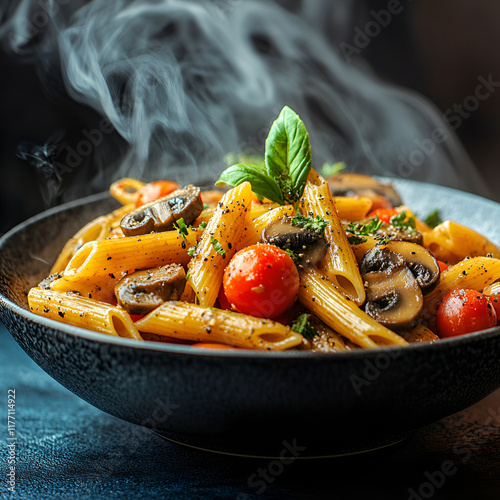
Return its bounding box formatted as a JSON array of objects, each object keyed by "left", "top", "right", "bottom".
[{"left": 1, "top": 182, "right": 500, "bottom": 456}]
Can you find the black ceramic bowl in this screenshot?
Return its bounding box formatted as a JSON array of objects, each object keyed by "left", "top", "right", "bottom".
[{"left": 1, "top": 180, "right": 500, "bottom": 458}]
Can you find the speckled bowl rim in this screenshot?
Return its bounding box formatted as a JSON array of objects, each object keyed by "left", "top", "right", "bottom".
[{"left": 2, "top": 183, "right": 500, "bottom": 360}]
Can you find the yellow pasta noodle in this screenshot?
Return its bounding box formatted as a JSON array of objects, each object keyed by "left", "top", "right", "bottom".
[
  {"left": 333, "top": 196, "right": 373, "bottom": 221},
  {"left": 136, "top": 301, "right": 302, "bottom": 350},
  {"left": 28, "top": 287, "right": 142, "bottom": 340},
  {"left": 187, "top": 182, "right": 252, "bottom": 307},
  {"left": 301, "top": 170, "right": 366, "bottom": 305},
  {"left": 109, "top": 178, "right": 145, "bottom": 205},
  {"left": 423, "top": 221, "right": 500, "bottom": 264},
  {"left": 298, "top": 268, "right": 408, "bottom": 348},
  {"left": 62, "top": 229, "right": 199, "bottom": 283},
  {"left": 237, "top": 205, "right": 294, "bottom": 249},
  {"left": 50, "top": 203, "right": 134, "bottom": 274}
]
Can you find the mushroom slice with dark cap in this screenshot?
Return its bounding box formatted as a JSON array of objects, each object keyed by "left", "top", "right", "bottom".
[
  {"left": 115, "top": 264, "right": 186, "bottom": 315},
  {"left": 120, "top": 185, "right": 203, "bottom": 237},
  {"left": 363, "top": 266, "right": 423, "bottom": 328},
  {"left": 360, "top": 245, "right": 404, "bottom": 274},
  {"left": 261, "top": 216, "right": 327, "bottom": 268},
  {"left": 382, "top": 241, "right": 440, "bottom": 291},
  {"left": 328, "top": 173, "right": 402, "bottom": 207}
]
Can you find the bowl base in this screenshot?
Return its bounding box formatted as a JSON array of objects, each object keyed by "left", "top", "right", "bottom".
[{"left": 152, "top": 428, "right": 411, "bottom": 459}]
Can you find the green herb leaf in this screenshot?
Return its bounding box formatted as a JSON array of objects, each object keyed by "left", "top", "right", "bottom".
[
  {"left": 291, "top": 313, "right": 318, "bottom": 340},
  {"left": 423, "top": 209, "right": 442, "bottom": 229},
  {"left": 199, "top": 221, "right": 207, "bottom": 230},
  {"left": 290, "top": 214, "right": 330, "bottom": 235},
  {"left": 390, "top": 210, "right": 415, "bottom": 230},
  {"left": 173, "top": 217, "right": 189, "bottom": 239},
  {"left": 348, "top": 217, "right": 383, "bottom": 237},
  {"left": 210, "top": 236, "right": 226, "bottom": 258},
  {"left": 285, "top": 248, "right": 299, "bottom": 261},
  {"left": 321, "top": 161, "right": 346, "bottom": 177},
  {"left": 348, "top": 235, "right": 368, "bottom": 245},
  {"left": 265, "top": 106, "right": 312, "bottom": 204},
  {"left": 187, "top": 246, "right": 197, "bottom": 257},
  {"left": 215, "top": 163, "right": 284, "bottom": 205}
]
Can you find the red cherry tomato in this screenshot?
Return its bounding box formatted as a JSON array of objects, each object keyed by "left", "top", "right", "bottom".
[
  {"left": 136, "top": 181, "right": 179, "bottom": 207},
  {"left": 222, "top": 244, "right": 299, "bottom": 319},
  {"left": 436, "top": 289, "right": 497, "bottom": 338},
  {"left": 367, "top": 208, "right": 398, "bottom": 224}
]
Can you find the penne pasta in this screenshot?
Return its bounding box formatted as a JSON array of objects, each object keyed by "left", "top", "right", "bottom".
[
  {"left": 301, "top": 170, "right": 366, "bottom": 305},
  {"left": 50, "top": 203, "right": 134, "bottom": 274},
  {"left": 187, "top": 182, "right": 252, "bottom": 307},
  {"left": 136, "top": 301, "right": 302, "bottom": 350},
  {"left": 333, "top": 196, "right": 373, "bottom": 221},
  {"left": 109, "top": 178, "right": 145, "bottom": 205},
  {"left": 237, "top": 205, "right": 294, "bottom": 250},
  {"left": 298, "top": 268, "right": 408, "bottom": 348},
  {"left": 62, "top": 229, "right": 199, "bottom": 282},
  {"left": 28, "top": 287, "right": 142, "bottom": 340}
]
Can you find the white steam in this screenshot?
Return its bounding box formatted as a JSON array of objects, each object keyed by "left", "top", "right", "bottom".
[{"left": 1, "top": 0, "right": 493, "bottom": 199}]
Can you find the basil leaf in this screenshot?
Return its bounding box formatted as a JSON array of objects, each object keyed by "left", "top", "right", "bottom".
[
  {"left": 215, "top": 163, "right": 284, "bottom": 204},
  {"left": 265, "top": 106, "right": 312, "bottom": 203}
]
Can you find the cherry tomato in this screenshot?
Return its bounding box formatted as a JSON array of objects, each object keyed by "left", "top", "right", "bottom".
[
  {"left": 436, "top": 289, "right": 497, "bottom": 338},
  {"left": 222, "top": 244, "right": 299, "bottom": 319},
  {"left": 136, "top": 181, "right": 179, "bottom": 207},
  {"left": 369, "top": 195, "right": 393, "bottom": 211},
  {"left": 367, "top": 208, "right": 398, "bottom": 224}
]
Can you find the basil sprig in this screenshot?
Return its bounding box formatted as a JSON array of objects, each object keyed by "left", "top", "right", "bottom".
[{"left": 216, "top": 106, "right": 312, "bottom": 205}]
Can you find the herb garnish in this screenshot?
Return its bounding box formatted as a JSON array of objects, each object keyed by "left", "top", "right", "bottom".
[
  {"left": 389, "top": 210, "right": 415, "bottom": 230},
  {"left": 347, "top": 217, "right": 384, "bottom": 244},
  {"left": 187, "top": 246, "right": 197, "bottom": 257},
  {"left": 173, "top": 217, "right": 189, "bottom": 239},
  {"left": 291, "top": 313, "right": 318, "bottom": 340},
  {"left": 210, "top": 236, "right": 226, "bottom": 258},
  {"left": 423, "top": 209, "right": 442, "bottom": 229},
  {"left": 216, "top": 106, "right": 312, "bottom": 206},
  {"left": 321, "top": 161, "right": 346, "bottom": 177},
  {"left": 285, "top": 248, "right": 299, "bottom": 261},
  {"left": 290, "top": 214, "right": 330, "bottom": 235},
  {"left": 199, "top": 221, "right": 207, "bottom": 230}
]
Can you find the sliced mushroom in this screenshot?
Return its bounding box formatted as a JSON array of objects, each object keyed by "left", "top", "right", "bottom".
[
  {"left": 328, "top": 173, "right": 403, "bottom": 207},
  {"left": 360, "top": 245, "right": 404, "bottom": 274},
  {"left": 382, "top": 241, "right": 440, "bottom": 291},
  {"left": 363, "top": 266, "right": 423, "bottom": 328},
  {"left": 115, "top": 264, "right": 186, "bottom": 314},
  {"left": 373, "top": 223, "right": 423, "bottom": 246},
  {"left": 120, "top": 185, "right": 203, "bottom": 236},
  {"left": 261, "top": 217, "right": 327, "bottom": 268}
]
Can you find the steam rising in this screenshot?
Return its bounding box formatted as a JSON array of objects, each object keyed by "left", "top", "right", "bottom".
[{"left": 1, "top": 0, "right": 492, "bottom": 201}]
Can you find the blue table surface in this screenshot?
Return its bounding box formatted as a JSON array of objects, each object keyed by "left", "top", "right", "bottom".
[{"left": 1, "top": 322, "right": 500, "bottom": 500}]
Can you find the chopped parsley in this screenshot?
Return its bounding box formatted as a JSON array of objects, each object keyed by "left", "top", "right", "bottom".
[
  {"left": 285, "top": 248, "right": 299, "bottom": 261},
  {"left": 423, "top": 209, "right": 442, "bottom": 229},
  {"left": 389, "top": 210, "right": 415, "bottom": 230},
  {"left": 210, "top": 236, "right": 226, "bottom": 258},
  {"left": 321, "top": 161, "right": 346, "bottom": 177},
  {"left": 347, "top": 217, "right": 384, "bottom": 244},
  {"left": 187, "top": 246, "right": 197, "bottom": 257},
  {"left": 291, "top": 214, "right": 330, "bottom": 235},
  {"left": 291, "top": 313, "right": 318, "bottom": 340},
  {"left": 173, "top": 218, "right": 189, "bottom": 239},
  {"left": 199, "top": 221, "right": 207, "bottom": 230}
]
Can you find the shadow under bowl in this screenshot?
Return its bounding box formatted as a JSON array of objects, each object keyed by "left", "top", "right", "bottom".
[{"left": 1, "top": 181, "right": 500, "bottom": 457}]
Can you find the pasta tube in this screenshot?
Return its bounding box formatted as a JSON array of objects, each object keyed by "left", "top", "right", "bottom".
[
  {"left": 62, "top": 229, "right": 198, "bottom": 282},
  {"left": 301, "top": 170, "right": 366, "bottom": 305},
  {"left": 28, "top": 287, "right": 142, "bottom": 340},
  {"left": 298, "top": 268, "right": 408, "bottom": 348},
  {"left": 423, "top": 221, "right": 500, "bottom": 264},
  {"left": 333, "top": 197, "right": 373, "bottom": 221},
  {"left": 50, "top": 203, "right": 134, "bottom": 274},
  {"left": 237, "top": 205, "right": 294, "bottom": 249},
  {"left": 135, "top": 301, "right": 303, "bottom": 350},
  {"left": 187, "top": 182, "right": 252, "bottom": 307}
]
